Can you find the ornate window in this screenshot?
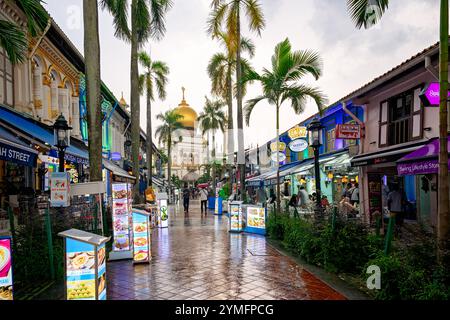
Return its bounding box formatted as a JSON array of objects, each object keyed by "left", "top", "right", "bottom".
[{"left": 0, "top": 47, "right": 14, "bottom": 106}]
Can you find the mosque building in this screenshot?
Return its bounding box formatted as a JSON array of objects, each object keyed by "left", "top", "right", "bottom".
[{"left": 170, "top": 88, "right": 208, "bottom": 183}]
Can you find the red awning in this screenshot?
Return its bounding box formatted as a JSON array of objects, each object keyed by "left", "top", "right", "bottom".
[{"left": 197, "top": 183, "right": 210, "bottom": 189}]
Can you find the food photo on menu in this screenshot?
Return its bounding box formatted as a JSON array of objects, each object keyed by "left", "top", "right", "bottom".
[{"left": 67, "top": 251, "right": 96, "bottom": 273}]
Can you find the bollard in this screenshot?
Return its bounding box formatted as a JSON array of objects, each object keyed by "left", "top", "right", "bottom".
[
  {"left": 44, "top": 208, "right": 55, "bottom": 280},
  {"left": 384, "top": 212, "right": 395, "bottom": 255}
]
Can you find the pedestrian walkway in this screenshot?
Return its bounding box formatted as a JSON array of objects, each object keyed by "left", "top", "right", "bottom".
[{"left": 106, "top": 201, "right": 345, "bottom": 300}]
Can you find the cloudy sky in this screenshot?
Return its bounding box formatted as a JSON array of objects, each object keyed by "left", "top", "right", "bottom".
[{"left": 45, "top": 0, "right": 440, "bottom": 151}]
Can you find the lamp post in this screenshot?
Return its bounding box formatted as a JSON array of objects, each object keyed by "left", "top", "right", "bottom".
[
  {"left": 307, "top": 118, "right": 324, "bottom": 215},
  {"left": 53, "top": 114, "right": 72, "bottom": 172}
]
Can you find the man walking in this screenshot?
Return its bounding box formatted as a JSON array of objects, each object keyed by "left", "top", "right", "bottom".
[
  {"left": 200, "top": 187, "right": 209, "bottom": 215},
  {"left": 182, "top": 183, "right": 190, "bottom": 214},
  {"left": 297, "top": 186, "right": 310, "bottom": 209}
]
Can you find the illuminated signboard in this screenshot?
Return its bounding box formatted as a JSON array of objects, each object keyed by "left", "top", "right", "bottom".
[{"left": 288, "top": 126, "right": 308, "bottom": 139}]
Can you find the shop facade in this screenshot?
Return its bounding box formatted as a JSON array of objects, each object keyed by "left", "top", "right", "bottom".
[{"left": 349, "top": 41, "right": 442, "bottom": 226}]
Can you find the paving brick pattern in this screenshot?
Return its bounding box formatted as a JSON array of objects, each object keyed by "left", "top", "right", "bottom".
[{"left": 106, "top": 202, "right": 345, "bottom": 300}]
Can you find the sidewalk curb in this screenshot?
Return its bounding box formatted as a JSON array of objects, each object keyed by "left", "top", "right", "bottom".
[{"left": 267, "top": 239, "right": 372, "bottom": 300}]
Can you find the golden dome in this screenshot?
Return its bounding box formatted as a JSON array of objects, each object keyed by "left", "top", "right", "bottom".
[
  {"left": 119, "top": 92, "right": 127, "bottom": 107},
  {"left": 175, "top": 87, "right": 197, "bottom": 129}
]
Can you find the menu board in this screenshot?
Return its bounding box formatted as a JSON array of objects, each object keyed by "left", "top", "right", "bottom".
[
  {"left": 0, "top": 237, "right": 13, "bottom": 300},
  {"left": 246, "top": 206, "right": 266, "bottom": 229},
  {"left": 132, "top": 212, "right": 150, "bottom": 263},
  {"left": 159, "top": 199, "right": 168, "bottom": 228},
  {"left": 97, "top": 243, "right": 106, "bottom": 300},
  {"left": 112, "top": 184, "right": 131, "bottom": 252},
  {"left": 50, "top": 172, "right": 70, "bottom": 207},
  {"left": 368, "top": 173, "right": 382, "bottom": 224},
  {"left": 230, "top": 204, "right": 243, "bottom": 231},
  {"left": 66, "top": 238, "right": 96, "bottom": 300}
]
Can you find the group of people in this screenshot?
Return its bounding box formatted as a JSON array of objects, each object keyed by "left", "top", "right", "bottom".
[
  {"left": 338, "top": 182, "right": 360, "bottom": 216},
  {"left": 181, "top": 183, "right": 210, "bottom": 216},
  {"left": 286, "top": 186, "right": 331, "bottom": 210}
]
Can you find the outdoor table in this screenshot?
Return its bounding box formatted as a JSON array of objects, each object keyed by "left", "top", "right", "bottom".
[
  {"left": 58, "top": 229, "right": 110, "bottom": 300},
  {"left": 131, "top": 208, "right": 152, "bottom": 264}
]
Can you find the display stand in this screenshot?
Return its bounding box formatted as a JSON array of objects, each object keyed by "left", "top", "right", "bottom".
[
  {"left": 214, "top": 188, "right": 223, "bottom": 215},
  {"left": 0, "top": 234, "right": 13, "bottom": 300},
  {"left": 58, "top": 229, "right": 110, "bottom": 300},
  {"left": 157, "top": 193, "right": 169, "bottom": 228},
  {"left": 229, "top": 201, "right": 243, "bottom": 233},
  {"left": 243, "top": 205, "right": 267, "bottom": 235},
  {"left": 145, "top": 203, "right": 159, "bottom": 229},
  {"left": 109, "top": 183, "right": 133, "bottom": 261},
  {"left": 132, "top": 208, "right": 151, "bottom": 264}
]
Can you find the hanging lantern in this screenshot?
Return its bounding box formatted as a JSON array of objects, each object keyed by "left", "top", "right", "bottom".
[
  {"left": 342, "top": 176, "right": 349, "bottom": 183},
  {"left": 355, "top": 176, "right": 359, "bottom": 183},
  {"left": 327, "top": 171, "right": 334, "bottom": 180}
]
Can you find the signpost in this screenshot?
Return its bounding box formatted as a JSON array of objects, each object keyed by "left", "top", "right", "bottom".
[
  {"left": 419, "top": 82, "right": 450, "bottom": 106},
  {"left": 335, "top": 124, "right": 361, "bottom": 140},
  {"left": 50, "top": 172, "right": 70, "bottom": 207}
]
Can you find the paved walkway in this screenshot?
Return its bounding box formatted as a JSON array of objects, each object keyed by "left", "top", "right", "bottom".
[{"left": 106, "top": 201, "right": 345, "bottom": 300}]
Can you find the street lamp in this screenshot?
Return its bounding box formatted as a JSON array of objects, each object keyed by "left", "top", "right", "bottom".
[
  {"left": 53, "top": 114, "right": 72, "bottom": 172},
  {"left": 307, "top": 118, "right": 324, "bottom": 211}
]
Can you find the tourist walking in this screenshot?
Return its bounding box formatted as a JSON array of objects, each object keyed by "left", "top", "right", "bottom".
[
  {"left": 297, "top": 186, "right": 310, "bottom": 209},
  {"left": 182, "top": 183, "right": 190, "bottom": 214},
  {"left": 200, "top": 187, "right": 209, "bottom": 215}
]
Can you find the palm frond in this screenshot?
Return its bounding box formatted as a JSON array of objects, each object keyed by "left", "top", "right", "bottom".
[
  {"left": 138, "top": 73, "right": 146, "bottom": 96},
  {"left": 15, "top": 0, "right": 49, "bottom": 37},
  {"left": 271, "top": 38, "right": 291, "bottom": 73},
  {"left": 281, "top": 84, "right": 328, "bottom": 114},
  {"left": 138, "top": 51, "right": 152, "bottom": 68},
  {"left": 149, "top": 0, "right": 172, "bottom": 40},
  {"left": 244, "top": 95, "right": 266, "bottom": 126},
  {"left": 289, "top": 49, "right": 323, "bottom": 80},
  {"left": 134, "top": 0, "right": 151, "bottom": 43},
  {"left": 347, "top": 0, "right": 389, "bottom": 29},
  {"left": 243, "top": 0, "right": 265, "bottom": 35},
  {"left": 0, "top": 20, "right": 28, "bottom": 64},
  {"left": 206, "top": 2, "right": 228, "bottom": 37},
  {"left": 240, "top": 36, "right": 255, "bottom": 58},
  {"left": 102, "top": 0, "right": 131, "bottom": 41}
]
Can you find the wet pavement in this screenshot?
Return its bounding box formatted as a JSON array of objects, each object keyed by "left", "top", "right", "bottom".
[{"left": 106, "top": 201, "right": 346, "bottom": 300}]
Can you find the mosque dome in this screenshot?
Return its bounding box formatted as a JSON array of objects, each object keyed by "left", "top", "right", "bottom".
[{"left": 175, "top": 87, "right": 197, "bottom": 129}]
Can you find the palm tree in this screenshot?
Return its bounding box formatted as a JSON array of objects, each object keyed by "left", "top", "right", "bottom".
[
  {"left": 0, "top": 0, "right": 48, "bottom": 64},
  {"left": 155, "top": 109, "right": 184, "bottom": 200},
  {"left": 242, "top": 38, "right": 327, "bottom": 214},
  {"left": 347, "top": 0, "right": 450, "bottom": 260},
  {"left": 207, "top": 31, "right": 255, "bottom": 187},
  {"left": 208, "top": 0, "right": 265, "bottom": 200},
  {"left": 138, "top": 51, "right": 169, "bottom": 188},
  {"left": 102, "top": 0, "right": 172, "bottom": 200},
  {"left": 197, "top": 96, "right": 227, "bottom": 193}
]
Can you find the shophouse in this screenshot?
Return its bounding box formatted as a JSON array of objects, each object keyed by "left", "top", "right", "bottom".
[{"left": 349, "top": 41, "right": 444, "bottom": 228}]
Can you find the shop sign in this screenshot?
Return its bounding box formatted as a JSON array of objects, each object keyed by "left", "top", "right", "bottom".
[
  {"left": 270, "top": 141, "right": 286, "bottom": 153},
  {"left": 0, "top": 237, "right": 13, "bottom": 300},
  {"left": 111, "top": 152, "right": 122, "bottom": 161},
  {"left": 419, "top": 82, "right": 450, "bottom": 106},
  {"left": 0, "top": 141, "right": 37, "bottom": 167},
  {"left": 397, "top": 159, "right": 446, "bottom": 176},
  {"left": 335, "top": 124, "right": 360, "bottom": 140},
  {"left": 50, "top": 172, "right": 70, "bottom": 207},
  {"left": 288, "top": 126, "right": 308, "bottom": 140},
  {"left": 132, "top": 211, "right": 150, "bottom": 263},
  {"left": 64, "top": 153, "right": 89, "bottom": 166},
  {"left": 288, "top": 139, "right": 308, "bottom": 152},
  {"left": 270, "top": 152, "right": 286, "bottom": 163},
  {"left": 246, "top": 206, "right": 266, "bottom": 230}
]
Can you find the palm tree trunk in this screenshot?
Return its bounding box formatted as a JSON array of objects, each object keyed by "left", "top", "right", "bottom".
[
  {"left": 212, "top": 131, "right": 217, "bottom": 193},
  {"left": 167, "top": 134, "right": 172, "bottom": 201},
  {"left": 276, "top": 105, "right": 281, "bottom": 214},
  {"left": 147, "top": 87, "right": 153, "bottom": 187},
  {"left": 236, "top": 5, "right": 246, "bottom": 200},
  {"left": 83, "top": 0, "right": 102, "bottom": 182},
  {"left": 130, "top": 0, "right": 141, "bottom": 201},
  {"left": 226, "top": 66, "right": 234, "bottom": 189},
  {"left": 438, "top": 0, "right": 450, "bottom": 261}
]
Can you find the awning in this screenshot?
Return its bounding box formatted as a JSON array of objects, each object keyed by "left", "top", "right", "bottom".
[
  {"left": 0, "top": 126, "right": 38, "bottom": 167},
  {"left": 324, "top": 153, "right": 353, "bottom": 171},
  {"left": 351, "top": 143, "right": 424, "bottom": 167},
  {"left": 103, "top": 159, "right": 136, "bottom": 181},
  {"left": 397, "top": 137, "right": 449, "bottom": 175},
  {"left": 0, "top": 105, "right": 88, "bottom": 164},
  {"left": 152, "top": 177, "right": 164, "bottom": 187}
]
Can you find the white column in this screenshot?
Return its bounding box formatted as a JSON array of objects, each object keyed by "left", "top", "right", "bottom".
[
  {"left": 71, "top": 95, "right": 80, "bottom": 138},
  {"left": 50, "top": 82, "right": 58, "bottom": 120},
  {"left": 32, "top": 65, "right": 44, "bottom": 119}
]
